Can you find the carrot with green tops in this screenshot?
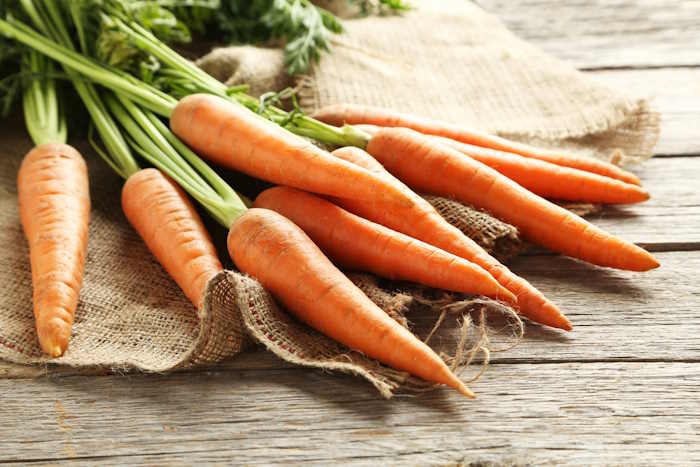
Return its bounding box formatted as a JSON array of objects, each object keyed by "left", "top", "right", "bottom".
[
  {"left": 170, "top": 94, "right": 411, "bottom": 208},
  {"left": 429, "top": 135, "right": 648, "bottom": 204},
  {"left": 229, "top": 207, "right": 475, "bottom": 397},
  {"left": 365, "top": 127, "right": 659, "bottom": 272},
  {"left": 122, "top": 169, "right": 224, "bottom": 309},
  {"left": 255, "top": 186, "right": 516, "bottom": 303},
  {"left": 330, "top": 146, "right": 572, "bottom": 331},
  {"left": 356, "top": 125, "right": 648, "bottom": 204},
  {"left": 16, "top": 3, "right": 221, "bottom": 312},
  {"left": 314, "top": 104, "right": 642, "bottom": 186}
]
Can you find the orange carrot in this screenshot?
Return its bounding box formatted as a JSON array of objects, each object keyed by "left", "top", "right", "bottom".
[
  {"left": 355, "top": 126, "right": 648, "bottom": 204},
  {"left": 314, "top": 104, "right": 642, "bottom": 186},
  {"left": 18, "top": 143, "right": 90, "bottom": 357},
  {"left": 365, "top": 127, "right": 659, "bottom": 272},
  {"left": 432, "top": 136, "right": 648, "bottom": 204},
  {"left": 122, "top": 169, "right": 223, "bottom": 309},
  {"left": 170, "top": 94, "right": 411, "bottom": 208},
  {"left": 255, "top": 186, "right": 516, "bottom": 303},
  {"left": 228, "top": 207, "right": 474, "bottom": 397},
  {"left": 330, "top": 146, "right": 572, "bottom": 331}
]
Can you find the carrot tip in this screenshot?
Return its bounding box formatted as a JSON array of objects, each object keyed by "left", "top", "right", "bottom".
[
  {"left": 559, "top": 317, "right": 573, "bottom": 332},
  {"left": 648, "top": 255, "right": 661, "bottom": 270},
  {"left": 498, "top": 287, "right": 518, "bottom": 306},
  {"left": 456, "top": 381, "right": 477, "bottom": 399},
  {"left": 633, "top": 250, "right": 660, "bottom": 271},
  {"left": 49, "top": 344, "right": 65, "bottom": 358}
]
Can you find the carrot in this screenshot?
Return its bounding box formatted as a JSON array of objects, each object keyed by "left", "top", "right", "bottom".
[
  {"left": 365, "top": 127, "right": 659, "bottom": 272},
  {"left": 355, "top": 126, "right": 648, "bottom": 204},
  {"left": 254, "top": 186, "right": 516, "bottom": 303},
  {"left": 229, "top": 207, "right": 474, "bottom": 397},
  {"left": 18, "top": 143, "right": 90, "bottom": 357},
  {"left": 431, "top": 136, "right": 648, "bottom": 204},
  {"left": 122, "top": 169, "right": 223, "bottom": 309},
  {"left": 313, "top": 104, "right": 642, "bottom": 186},
  {"left": 170, "top": 94, "right": 411, "bottom": 208},
  {"left": 330, "top": 146, "right": 573, "bottom": 331}
]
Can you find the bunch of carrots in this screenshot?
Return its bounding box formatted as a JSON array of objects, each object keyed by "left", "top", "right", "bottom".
[{"left": 0, "top": 1, "right": 658, "bottom": 398}]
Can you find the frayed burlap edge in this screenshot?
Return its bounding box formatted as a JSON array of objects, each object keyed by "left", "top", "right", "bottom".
[{"left": 230, "top": 271, "right": 522, "bottom": 398}]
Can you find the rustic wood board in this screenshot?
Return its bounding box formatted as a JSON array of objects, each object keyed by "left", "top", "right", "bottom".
[
  {"left": 590, "top": 68, "right": 700, "bottom": 156},
  {"left": 1, "top": 362, "right": 698, "bottom": 465},
  {"left": 480, "top": 0, "right": 700, "bottom": 69}
]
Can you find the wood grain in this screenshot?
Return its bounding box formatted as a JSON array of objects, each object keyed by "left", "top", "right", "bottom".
[
  {"left": 589, "top": 68, "right": 700, "bottom": 156},
  {"left": 1, "top": 362, "right": 698, "bottom": 465},
  {"left": 580, "top": 157, "right": 700, "bottom": 246},
  {"left": 480, "top": 0, "right": 700, "bottom": 69}
]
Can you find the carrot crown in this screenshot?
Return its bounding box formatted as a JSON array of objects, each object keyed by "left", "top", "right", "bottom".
[{"left": 105, "top": 94, "right": 248, "bottom": 228}]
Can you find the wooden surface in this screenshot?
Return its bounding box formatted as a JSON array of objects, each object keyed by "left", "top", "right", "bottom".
[{"left": 2, "top": 1, "right": 700, "bottom": 464}]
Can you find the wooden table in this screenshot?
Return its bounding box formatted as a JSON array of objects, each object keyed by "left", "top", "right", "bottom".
[{"left": 2, "top": 1, "right": 699, "bottom": 464}]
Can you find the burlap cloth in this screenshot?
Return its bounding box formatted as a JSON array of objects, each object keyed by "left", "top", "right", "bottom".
[{"left": 0, "top": 0, "right": 659, "bottom": 396}]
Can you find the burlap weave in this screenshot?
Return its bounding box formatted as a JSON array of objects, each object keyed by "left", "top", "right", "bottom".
[{"left": 0, "top": 0, "right": 658, "bottom": 396}]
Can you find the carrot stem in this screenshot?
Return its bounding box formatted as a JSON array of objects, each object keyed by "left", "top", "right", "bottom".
[
  {"left": 104, "top": 94, "right": 247, "bottom": 228},
  {"left": 15, "top": 0, "right": 140, "bottom": 179},
  {"left": 22, "top": 50, "right": 65, "bottom": 146},
  {"left": 0, "top": 16, "right": 177, "bottom": 117}
]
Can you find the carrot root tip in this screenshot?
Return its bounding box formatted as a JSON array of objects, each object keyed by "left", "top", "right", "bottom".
[
  {"left": 50, "top": 345, "right": 64, "bottom": 358},
  {"left": 648, "top": 256, "right": 661, "bottom": 270},
  {"left": 560, "top": 317, "right": 573, "bottom": 332},
  {"left": 457, "top": 381, "right": 477, "bottom": 399}
]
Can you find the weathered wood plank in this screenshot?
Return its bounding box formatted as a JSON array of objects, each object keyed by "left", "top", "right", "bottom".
[
  {"left": 589, "top": 68, "right": 700, "bottom": 156},
  {"left": 1, "top": 362, "right": 698, "bottom": 465},
  {"left": 504, "top": 250, "right": 700, "bottom": 361},
  {"left": 480, "top": 0, "right": 700, "bottom": 69},
  {"left": 570, "top": 156, "right": 700, "bottom": 245}
]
